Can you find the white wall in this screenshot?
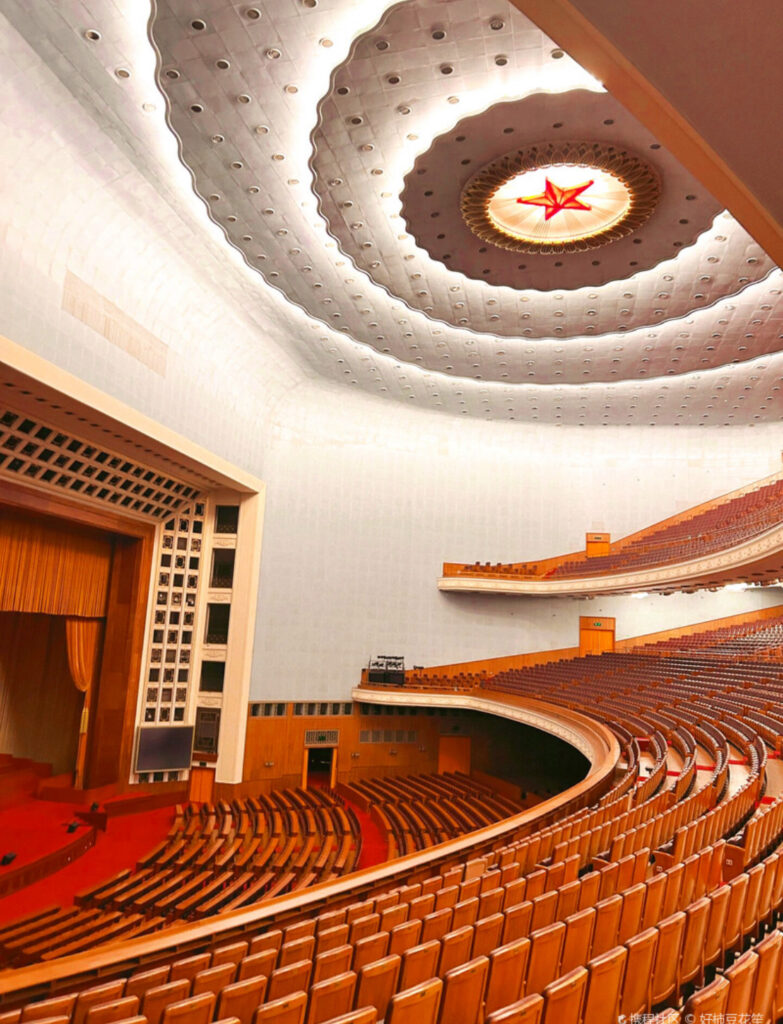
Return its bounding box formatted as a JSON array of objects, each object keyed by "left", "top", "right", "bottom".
[{"left": 249, "top": 382, "right": 783, "bottom": 699}]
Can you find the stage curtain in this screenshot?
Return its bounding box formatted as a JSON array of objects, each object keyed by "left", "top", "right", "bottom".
[
  {"left": 0, "top": 613, "right": 81, "bottom": 774},
  {"left": 0, "top": 511, "right": 113, "bottom": 617},
  {"left": 65, "top": 617, "right": 104, "bottom": 693}
]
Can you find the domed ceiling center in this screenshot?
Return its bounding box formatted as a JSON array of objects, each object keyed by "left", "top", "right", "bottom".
[{"left": 461, "top": 141, "right": 661, "bottom": 253}]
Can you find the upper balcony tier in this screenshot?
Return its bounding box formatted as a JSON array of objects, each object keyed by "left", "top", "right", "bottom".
[{"left": 440, "top": 469, "right": 783, "bottom": 597}]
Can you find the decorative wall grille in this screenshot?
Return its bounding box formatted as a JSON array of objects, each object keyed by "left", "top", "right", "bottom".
[
  {"left": 305, "top": 729, "right": 339, "bottom": 747},
  {"left": 0, "top": 404, "right": 199, "bottom": 519},
  {"left": 143, "top": 503, "right": 206, "bottom": 725}
]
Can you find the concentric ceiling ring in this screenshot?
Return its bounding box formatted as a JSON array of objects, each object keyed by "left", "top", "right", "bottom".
[{"left": 460, "top": 141, "right": 661, "bottom": 254}]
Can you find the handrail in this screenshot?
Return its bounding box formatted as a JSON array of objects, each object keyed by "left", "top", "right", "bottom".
[
  {"left": 0, "top": 692, "right": 618, "bottom": 1004},
  {"left": 0, "top": 827, "right": 96, "bottom": 900}
]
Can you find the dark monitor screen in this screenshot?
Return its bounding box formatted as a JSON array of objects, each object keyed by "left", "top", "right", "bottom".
[{"left": 136, "top": 726, "right": 194, "bottom": 772}]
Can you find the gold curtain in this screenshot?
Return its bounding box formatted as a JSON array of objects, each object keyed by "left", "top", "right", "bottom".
[
  {"left": 0, "top": 511, "right": 113, "bottom": 617},
  {"left": 65, "top": 617, "right": 104, "bottom": 693}
]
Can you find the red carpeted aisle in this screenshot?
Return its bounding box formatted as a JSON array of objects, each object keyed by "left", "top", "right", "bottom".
[
  {"left": 0, "top": 805, "right": 175, "bottom": 925},
  {"left": 345, "top": 799, "right": 388, "bottom": 869}
]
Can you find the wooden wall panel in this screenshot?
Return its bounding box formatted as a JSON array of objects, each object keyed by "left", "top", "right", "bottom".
[
  {"left": 579, "top": 616, "right": 616, "bottom": 656},
  {"left": 0, "top": 613, "right": 81, "bottom": 774},
  {"left": 238, "top": 710, "right": 445, "bottom": 795},
  {"left": 0, "top": 510, "right": 113, "bottom": 617},
  {"left": 469, "top": 712, "right": 589, "bottom": 801},
  {"left": 437, "top": 735, "right": 471, "bottom": 774},
  {"left": 189, "top": 767, "right": 215, "bottom": 803},
  {"left": 86, "top": 533, "right": 154, "bottom": 789},
  {"left": 585, "top": 532, "right": 611, "bottom": 557}
]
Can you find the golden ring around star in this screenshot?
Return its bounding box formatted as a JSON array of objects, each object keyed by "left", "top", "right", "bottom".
[{"left": 460, "top": 142, "right": 661, "bottom": 255}]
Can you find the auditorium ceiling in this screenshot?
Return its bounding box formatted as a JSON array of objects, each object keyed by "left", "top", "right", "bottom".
[{"left": 4, "top": 0, "right": 783, "bottom": 426}]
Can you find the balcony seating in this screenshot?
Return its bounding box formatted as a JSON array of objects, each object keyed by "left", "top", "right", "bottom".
[{"left": 445, "top": 475, "right": 783, "bottom": 581}]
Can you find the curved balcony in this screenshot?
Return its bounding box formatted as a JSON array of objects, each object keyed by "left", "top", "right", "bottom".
[{"left": 440, "top": 471, "right": 783, "bottom": 597}]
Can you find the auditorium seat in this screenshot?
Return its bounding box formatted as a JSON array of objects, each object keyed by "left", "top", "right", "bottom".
[
  {"left": 682, "top": 973, "right": 729, "bottom": 1021},
  {"left": 215, "top": 979, "right": 267, "bottom": 1024},
  {"left": 484, "top": 994, "right": 543, "bottom": 1024},
  {"left": 724, "top": 948, "right": 758, "bottom": 1016},
  {"left": 253, "top": 993, "right": 307, "bottom": 1024},
  {"left": 385, "top": 979, "right": 442, "bottom": 1024},
  {"left": 142, "top": 984, "right": 191, "bottom": 1024},
  {"left": 484, "top": 939, "right": 529, "bottom": 1015},
  {"left": 159, "top": 995, "right": 215, "bottom": 1024},
  {"left": 435, "top": 956, "right": 487, "bottom": 1024},
  {"left": 84, "top": 999, "right": 140, "bottom": 1024},
  {"left": 540, "top": 967, "right": 587, "bottom": 1024},
  {"left": 353, "top": 956, "right": 399, "bottom": 1022},
  {"left": 304, "top": 973, "right": 355, "bottom": 1024},
  {"left": 582, "top": 947, "right": 626, "bottom": 1024}
]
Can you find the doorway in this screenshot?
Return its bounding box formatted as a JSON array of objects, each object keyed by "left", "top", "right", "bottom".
[{"left": 305, "top": 746, "right": 335, "bottom": 789}]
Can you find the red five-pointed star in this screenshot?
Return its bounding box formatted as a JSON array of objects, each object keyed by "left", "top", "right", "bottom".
[{"left": 516, "top": 177, "right": 594, "bottom": 220}]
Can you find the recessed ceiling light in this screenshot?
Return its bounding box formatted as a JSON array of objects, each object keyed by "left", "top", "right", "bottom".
[
  {"left": 84, "top": 28, "right": 101, "bottom": 41},
  {"left": 114, "top": 67, "right": 131, "bottom": 79},
  {"left": 265, "top": 48, "right": 281, "bottom": 59},
  {"left": 191, "top": 19, "right": 206, "bottom": 30},
  {"left": 245, "top": 7, "right": 261, "bottom": 19}
]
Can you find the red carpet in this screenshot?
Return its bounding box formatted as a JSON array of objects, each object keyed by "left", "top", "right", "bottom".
[
  {"left": 0, "top": 798, "right": 88, "bottom": 871},
  {"left": 343, "top": 798, "right": 388, "bottom": 869},
  {"left": 0, "top": 804, "right": 175, "bottom": 925},
  {"left": 307, "top": 780, "right": 388, "bottom": 869}
]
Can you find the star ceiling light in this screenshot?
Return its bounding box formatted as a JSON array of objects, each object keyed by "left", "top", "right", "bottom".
[
  {"left": 462, "top": 142, "right": 661, "bottom": 254},
  {"left": 489, "top": 165, "right": 631, "bottom": 244}
]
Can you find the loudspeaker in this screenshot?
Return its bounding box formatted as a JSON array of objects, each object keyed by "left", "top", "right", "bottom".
[{"left": 1, "top": 852, "right": 16, "bottom": 866}]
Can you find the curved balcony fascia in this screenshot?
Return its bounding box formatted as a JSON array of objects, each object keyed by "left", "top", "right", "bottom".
[{"left": 353, "top": 686, "right": 618, "bottom": 768}]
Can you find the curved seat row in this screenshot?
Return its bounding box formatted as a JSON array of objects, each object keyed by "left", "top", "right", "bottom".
[
  {"left": 339, "top": 774, "right": 522, "bottom": 858},
  {"left": 0, "top": 788, "right": 361, "bottom": 967},
  {"left": 5, "top": 620, "right": 783, "bottom": 1021}
]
